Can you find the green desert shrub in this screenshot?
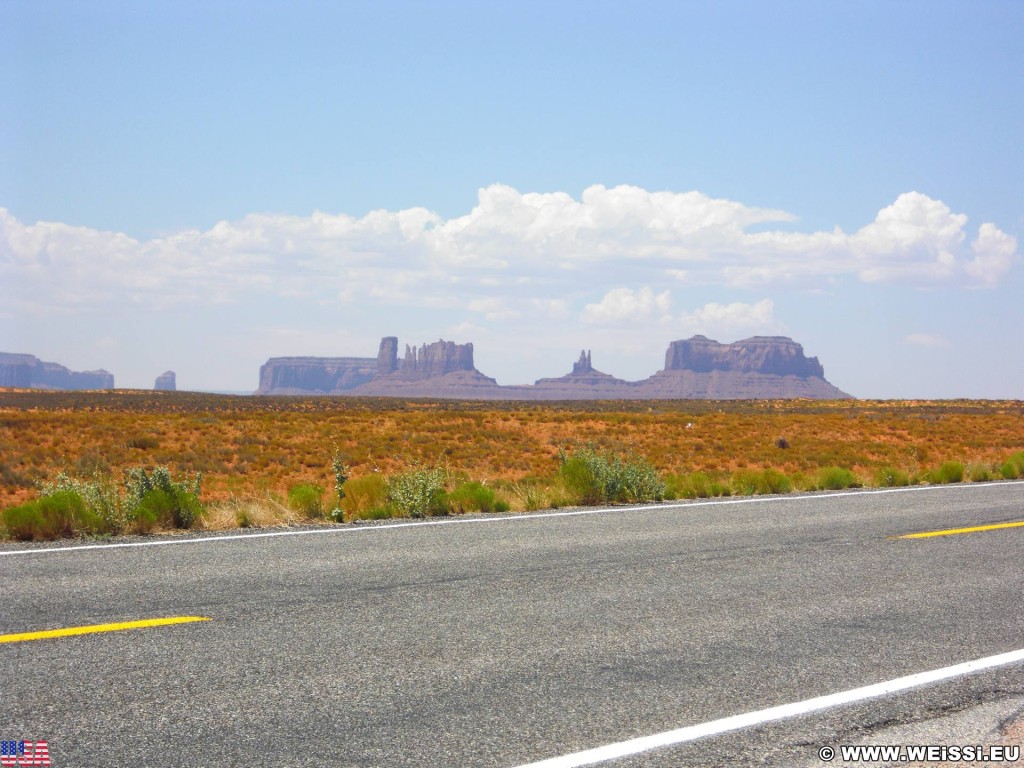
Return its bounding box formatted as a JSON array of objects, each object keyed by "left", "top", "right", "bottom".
[
  {"left": 339, "top": 474, "right": 391, "bottom": 521},
  {"left": 940, "top": 461, "right": 965, "bottom": 483},
  {"left": 3, "top": 502, "right": 49, "bottom": 540},
  {"left": 328, "top": 453, "right": 350, "bottom": 520},
  {"left": 288, "top": 482, "right": 325, "bottom": 519},
  {"left": 874, "top": 466, "right": 910, "bottom": 487},
  {"left": 124, "top": 466, "right": 203, "bottom": 529},
  {"left": 14, "top": 465, "right": 203, "bottom": 537},
  {"left": 559, "top": 447, "right": 621, "bottom": 504},
  {"left": 968, "top": 463, "right": 993, "bottom": 482},
  {"left": 759, "top": 468, "right": 792, "bottom": 494},
  {"left": 619, "top": 457, "right": 666, "bottom": 503},
  {"left": 133, "top": 488, "right": 193, "bottom": 530},
  {"left": 130, "top": 495, "right": 160, "bottom": 534},
  {"left": 387, "top": 465, "right": 449, "bottom": 518},
  {"left": 730, "top": 470, "right": 762, "bottom": 496},
  {"left": 924, "top": 461, "right": 965, "bottom": 484},
  {"left": 730, "top": 468, "right": 792, "bottom": 496},
  {"left": 41, "top": 470, "right": 124, "bottom": 531},
  {"left": 558, "top": 446, "right": 664, "bottom": 505},
  {"left": 817, "top": 467, "right": 860, "bottom": 490},
  {"left": 788, "top": 471, "right": 816, "bottom": 492},
  {"left": 663, "top": 473, "right": 688, "bottom": 500},
  {"left": 1, "top": 490, "right": 105, "bottom": 540},
  {"left": 707, "top": 478, "right": 732, "bottom": 497},
  {"left": 1000, "top": 452, "right": 1024, "bottom": 479},
  {"left": 664, "top": 471, "right": 732, "bottom": 499},
  {"left": 448, "top": 481, "right": 509, "bottom": 513}
]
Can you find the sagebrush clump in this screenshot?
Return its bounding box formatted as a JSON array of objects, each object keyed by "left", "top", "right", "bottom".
[
  {"left": 386, "top": 465, "right": 449, "bottom": 518},
  {"left": 558, "top": 446, "right": 665, "bottom": 505},
  {"left": 1, "top": 465, "right": 204, "bottom": 540},
  {"left": 124, "top": 466, "right": 203, "bottom": 529}
]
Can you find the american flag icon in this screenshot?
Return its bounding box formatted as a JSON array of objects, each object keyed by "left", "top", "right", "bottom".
[{"left": 0, "top": 741, "right": 50, "bottom": 767}]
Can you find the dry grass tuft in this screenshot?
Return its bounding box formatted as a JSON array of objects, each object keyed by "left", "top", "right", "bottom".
[{"left": 200, "top": 495, "right": 306, "bottom": 530}]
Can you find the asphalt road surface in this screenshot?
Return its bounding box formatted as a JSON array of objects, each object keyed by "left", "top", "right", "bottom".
[{"left": 2, "top": 482, "right": 1023, "bottom": 767}]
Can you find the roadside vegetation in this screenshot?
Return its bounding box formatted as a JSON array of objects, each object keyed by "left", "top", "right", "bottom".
[
  {"left": 1, "top": 390, "right": 1022, "bottom": 540},
  {"left": 2, "top": 465, "right": 203, "bottom": 540}
]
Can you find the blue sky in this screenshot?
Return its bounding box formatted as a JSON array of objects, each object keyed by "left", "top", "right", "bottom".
[{"left": 2, "top": 0, "right": 1021, "bottom": 397}]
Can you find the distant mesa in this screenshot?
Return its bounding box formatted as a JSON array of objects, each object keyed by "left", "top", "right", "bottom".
[
  {"left": 637, "top": 335, "right": 844, "bottom": 399},
  {"left": 0, "top": 352, "right": 114, "bottom": 390},
  {"left": 663, "top": 335, "right": 824, "bottom": 377},
  {"left": 257, "top": 337, "right": 493, "bottom": 396},
  {"left": 154, "top": 371, "right": 177, "bottom": 391},
  {"left": 256, "top": 335, "right": 851, "bottom": 399}
]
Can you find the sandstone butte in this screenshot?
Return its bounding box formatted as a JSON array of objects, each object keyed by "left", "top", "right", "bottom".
[
  {"left": 154, "top": 371, "right": 177, "bottom": 391},
  {"left": 255, "top": 335, "right": 852, "bottom": 399},
  {"left": 0, "top": 352, "right": 115, "bottom": 390}
]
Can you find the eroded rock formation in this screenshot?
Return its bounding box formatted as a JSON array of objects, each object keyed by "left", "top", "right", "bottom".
[
  {"left": 255, "top": 335, "right": 851, "bottom": 399},
  {"left": 531, "top": 350, "right": 634, "bottom": 398},
  {"left": 0, "top": 353, "right": 114, "bottom": 390},
  {"left": 154, "top": 371, "right": 177, "bottom": 391},
  {"left": 633, "top": 336, "right": 847, "bottom": 399},
  {"left": 257, "top": 356, "right": 378, "bottom": 395},
  {"left": 663, "top": 335, "right": 825, "bottom": 377},
  {"left": 398, "top": 339, "right": 476, "bottom": 379},
  {"left": 256, "top": 338, "right": 481, "bottom": 395}
]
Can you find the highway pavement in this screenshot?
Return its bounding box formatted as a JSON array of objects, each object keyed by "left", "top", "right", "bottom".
[{"left": 2, "top": 481, "right": 1023, "bottom": 767}]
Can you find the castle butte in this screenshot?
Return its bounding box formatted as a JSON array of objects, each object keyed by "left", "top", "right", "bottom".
[{"left": 256, "top": 335, "right": 851, "bottom": 399}]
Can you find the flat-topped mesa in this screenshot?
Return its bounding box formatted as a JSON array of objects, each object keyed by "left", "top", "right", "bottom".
[
  {"left": 664, "top": 335, "right": 825, "bottom": 378},
  {"left": 0, "top": 352, "right": 114, "bottom": 390},
  {"left": 395, "top": 339, "right": 475, "bottom": 379},
  {"left": 154, "top": 371, "right": 177, "bottom": 391},
  {"left": 257, "top": 356, "right": 377, "bottom": 395},
  {"left": 639, "top": 335, "right": 849, "bottom": 399}
]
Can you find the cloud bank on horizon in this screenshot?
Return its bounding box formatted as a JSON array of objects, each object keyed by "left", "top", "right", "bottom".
[
  {"left": 2, "top": 184, "right": 1015, "bottom": 319},
  {"left": 3, "top": 183, "right": 1020, "bottom": 397}
]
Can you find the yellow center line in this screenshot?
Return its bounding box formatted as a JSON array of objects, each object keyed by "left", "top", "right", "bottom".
[
  {"left": 0, "top": 616, "right": 211, "bottom": 644},
  {"left": 894, "top": 521, "right": 1024, "bottom": 540}
]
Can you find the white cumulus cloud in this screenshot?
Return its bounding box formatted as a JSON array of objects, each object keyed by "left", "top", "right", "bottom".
[
  {"left": 964, "top": 222, "right": 1018, "bottom": 286},
  {"left": 0, "top": 187, "right": 1017, "bottom": 322},
  {"left": 678, "top": 299, "right": 778, "bottom": 337},
  {"left": 581, "top": 287, "right": 672, "bottom": 324}
]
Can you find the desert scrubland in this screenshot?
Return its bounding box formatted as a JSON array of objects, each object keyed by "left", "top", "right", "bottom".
[{"left": 1, "top": 389, "right": 1022, "bottom": 538}]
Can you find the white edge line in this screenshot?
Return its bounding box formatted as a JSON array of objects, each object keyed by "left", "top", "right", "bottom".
[
  {"left": 2, "top": 480, "right": 1022, "bottom": 557},
  {"left": 511, "top": 647, "right": 1024, "bottom": 768}
]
